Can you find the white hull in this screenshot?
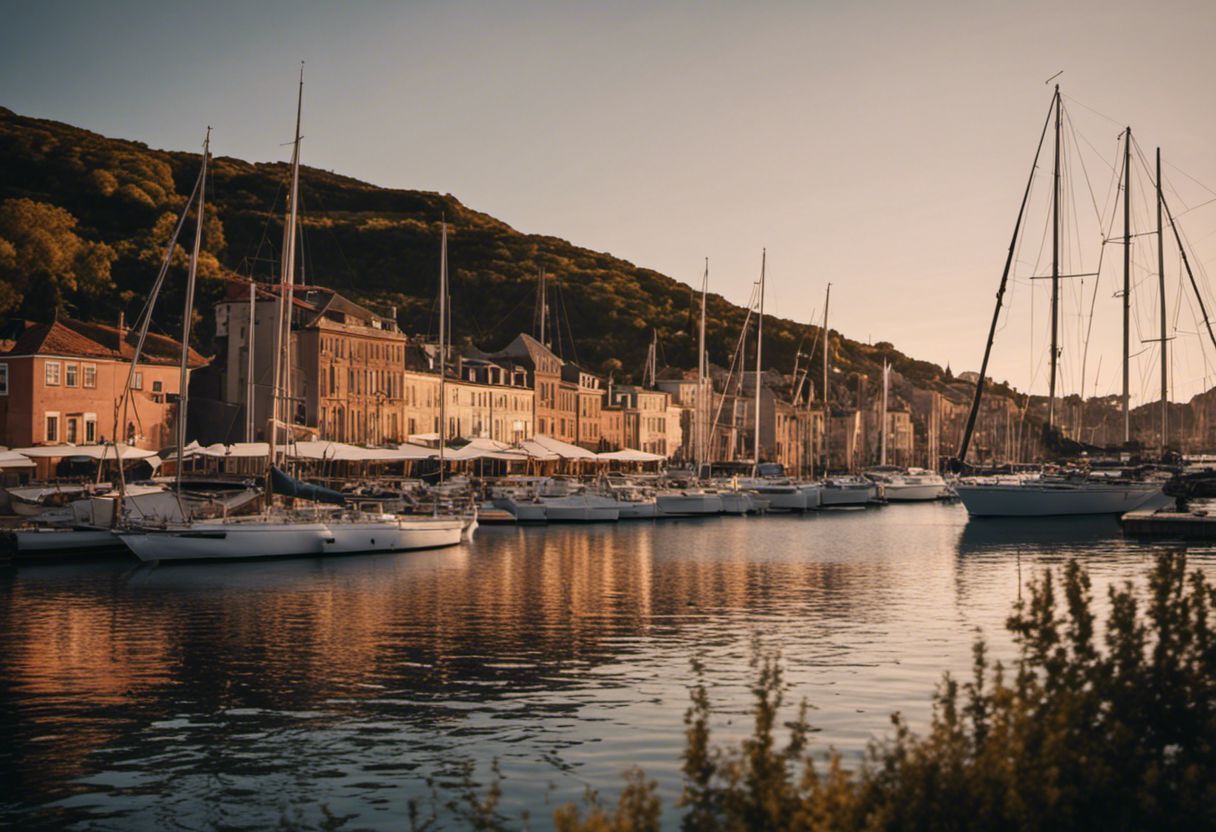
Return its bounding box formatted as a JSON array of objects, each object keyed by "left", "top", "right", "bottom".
[
  {"left": 798, "top": 484, "right": 822, "bottom": 509},
  {"left": 540, "top": 496, "right": 620, "bottom": 522},
  {"left": 498, "top": 498, "right": 548, "bottom": 523},
  {"left": 757, "top": 488, "right": 807, "bottom": 512},
  {"left": 719, "top": 492, "right": 752, "bottom": 515},
  {"left": 656, "top": 492, "right": 723, "bottom": 516},
  {"left": 955, "top": 482, "right": 1160, "bottom": 517},
  {"left": 615, "top": 500, "right": 658, "bottom": 519},
  {"left": 820, "top": 483, "right": 875, "bottom": 507},
  {"left": 883, "top": 483, "right": 949, "bottom": 502},
  {"left": 119, "top": 520, "right": 331, "bottom": 562},
  {"left": 322, "top": 516, "right": 463, "bottom": 554},
  {"left": 14, "top": 527, "right": 129, "bottom": 555}
]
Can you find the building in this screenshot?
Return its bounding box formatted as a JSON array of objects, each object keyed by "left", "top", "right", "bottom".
[
  {"left": 0, "top": 317, "right": 205, "bottom": 450},
  {"left": 608, "top": 385, "right": 674, "bottom": 456},
  {"left": 485, "top": 334, "right": 572, "bottom": 439},
  {"left": 563, "top": 364, "right": 604, "bottom": 450}
]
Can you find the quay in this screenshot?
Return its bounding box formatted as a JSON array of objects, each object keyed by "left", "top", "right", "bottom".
[{"left": 1121, "top": 506, "right": 1216, "bottom": 540}]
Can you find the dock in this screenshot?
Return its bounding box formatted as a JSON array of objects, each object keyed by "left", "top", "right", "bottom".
[{"left": 1121, "top": 508, "right": 1216, "bottom": 540}]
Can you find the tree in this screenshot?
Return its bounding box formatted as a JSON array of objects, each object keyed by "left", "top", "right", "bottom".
[{"left": 0, "top": 198, "right": 116, "bottom": 317}]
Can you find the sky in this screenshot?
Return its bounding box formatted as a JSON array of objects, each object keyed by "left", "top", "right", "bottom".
[{"left": 3, "top": 0, "right": 1216, "bottom": 402}]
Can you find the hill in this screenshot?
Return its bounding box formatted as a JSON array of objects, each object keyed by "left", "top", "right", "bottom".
[{"left": 0, "top": 105, "right": 1006, "bottom": 418}]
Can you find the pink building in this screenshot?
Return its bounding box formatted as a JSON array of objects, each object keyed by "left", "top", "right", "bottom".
[{"left": 0, "top": 318, "right": 206, "bottom": 453}]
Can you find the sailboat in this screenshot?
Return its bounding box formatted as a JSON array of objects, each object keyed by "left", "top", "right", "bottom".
[
  {"left": 120, "top": 71, "right": 466, "bottom": 561},
  {"left": 953, "top": 86, "right": 1159, "bottom": 518},
  {"left": 864, "top": 361, "right": 949, "bottom": 501}
]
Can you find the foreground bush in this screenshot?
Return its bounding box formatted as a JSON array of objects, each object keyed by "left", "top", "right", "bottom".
[{"left": 555, "top": 553, "right": 1216, "bottom": 831}]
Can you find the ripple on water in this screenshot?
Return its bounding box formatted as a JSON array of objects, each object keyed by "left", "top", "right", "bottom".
[{"left": 1, "top": 503, "right": 1213, "bottom": 830}]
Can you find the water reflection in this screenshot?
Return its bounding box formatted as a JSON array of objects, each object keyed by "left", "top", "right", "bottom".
[{"left": 1, "top": 505, "right": 1210, "bottom": 830}]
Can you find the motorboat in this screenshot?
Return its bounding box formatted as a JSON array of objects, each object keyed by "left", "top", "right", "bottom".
[
  {"left": 954, "top": 476, "right": 1161, "bottom": 517},
  {"left": 718, "top": 490, "right": 753, "bottom": 515},
  {"left": 866, "top": 468, "right": 950, "bottom": 502},
  {"left": 656, "top": 489, "right": 724, "bottom": 516},
  {"left": 737, "top": 478, "right": 807, "bottom": 512},
  {"left": 819, "top": 476, "right": 877, "bottom": 508},
  {"left": 538, "top": 494, "right": 620, "bottom": 522}
]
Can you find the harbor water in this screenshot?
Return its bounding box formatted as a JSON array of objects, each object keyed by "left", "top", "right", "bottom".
[{"left": 1, "top": 502, "right": 1211, "bottom": 830}]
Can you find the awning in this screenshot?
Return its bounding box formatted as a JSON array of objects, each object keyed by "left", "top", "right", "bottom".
[
  {"left": 14, "top": 443, "right": 159, "bottom": 461},
  {"left": 597, "top": 448, "right": 667, "bottom": 462},
  {"left": 195, "top": 442, "right": 270, "bottom": 458},
  {"left": 291, "top": 441, "right": 435, "bottom": 462},
  {"left": 520, "top": 435, "right": 598, "bottom": 460},
  {"left": 0, "top": 450, "right": 35, "bottom": 469},
  {"left": 441, "top": 438, "right": 530, "bottom": 461}
]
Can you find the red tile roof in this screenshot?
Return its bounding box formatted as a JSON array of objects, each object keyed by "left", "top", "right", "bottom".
[{"left": 4, "top": 318, "right": 209, "bottom": 367}]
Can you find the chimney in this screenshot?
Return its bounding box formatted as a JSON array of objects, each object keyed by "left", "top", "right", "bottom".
[{"left": 118, "top": 311, "right": 125, "bottom": 339}]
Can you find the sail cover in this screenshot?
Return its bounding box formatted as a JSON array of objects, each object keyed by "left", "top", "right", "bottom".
[{"left": 270, "top": 466, "right": 347, "bottom": 505}]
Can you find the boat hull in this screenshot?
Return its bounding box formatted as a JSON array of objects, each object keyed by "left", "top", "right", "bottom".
[
  {"left": 955, "top": 483, "right": 1160, "bottom": 517},
  {"left": 883, "top": 483, "right": 949, "bottom": 502},
  {"left": 656, "top": 493, "right": 723, "bottom": 516},
  {"left": 540, "top": 496, "right": 620, "bottom": 522},
  {"left": 118, "top": 521, "right": 332, "bottom": 562},
  {"left": 322, "top": 517, "right": 463, "bottom": 554},
  {"left": 719, "top": 492, "right": 751, "bottom": 515},
  {"left": 819, "top": 484, "right": 875, "bottom": 507},
  {"left": 616, "top": 501, "right": 658, "bottom": 519},
  {"left": 14, "top": 527, "right": 129, "bottom": 557}
]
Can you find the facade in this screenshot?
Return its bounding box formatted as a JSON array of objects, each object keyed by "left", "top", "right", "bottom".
[
  {"left": 0, "top": 318, "right": 205, "bottom": 451},
  {"left": 485, "top": 334, "right": 570, "bottom": 439},
  {"left": 564, "top": 364, "right": 604, "bottom": 450},
  {"left": 609, "top": 385, "right": 674, "bottom": 456}
]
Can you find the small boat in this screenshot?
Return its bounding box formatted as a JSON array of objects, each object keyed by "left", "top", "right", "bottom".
[
  {"left": 12, "top": 527, "right": 129, "bottom": 558},
  {"left": 539, "top": 494, "right": 620, "bottom": 522},
  {"left": 718, "top": 490, "right": 752, "bottom": 515},
  {"left": 866, "top": 468, "right": 950, "bottom": 502},
  {"left": 819, "top": 476, "right": 876, "bottom": 508},
  {"left": 739, "top": 479, "right": 807, "bottom": 512},
  {"left": 656, "top": 490, "right": 724, "bottom": 516}
]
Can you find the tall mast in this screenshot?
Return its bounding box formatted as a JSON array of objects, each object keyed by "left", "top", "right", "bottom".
[
  {"left": 957, "top": 90, "right": 1055, "bottom": 465},
  {"left": 438, "top": 220, "right": 448, "bottom": 485},
  {"left": 697, "top": 258, "right": 708, "bottom": 476},
  {"left": 1048, "top": 85, "right": 1062, "bottom": 429},
  {"left": 753, "top": 250, "right": 765, "bottom": 472},
  {"left": 821, "top": 284, "right": 831, "bottom": 473},
  {"left": 1157, "top": 148, "right": 1168, "bottom": 456},
  {"left": 175, "top": 128, "right": 209, "bottom": 495},
  {"left": 880, "top": 359, "right": 889, "bottom": 467},
  {"left": 1122, "top": 126, "right": 1132, "bottom": 443},
  {"left": 269, "top": 64, "right": 304, "bottom": 470},
  {"left": 535, "top": 266, "right": 547, "bottom": 347},
  {"left": 246, "top": 281, "right": 256, "bottom": 442}
]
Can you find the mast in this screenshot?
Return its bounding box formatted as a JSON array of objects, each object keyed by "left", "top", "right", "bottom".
[
  {"left": 246, "top": 280, "right": 256, "bottom": 442},
  {"left": 1122, "top": 126, "right": 1132, "bottom": 443},
  {"left": 268, "top": 64, "right": 304, "bottom": 474},
  {"left": 1160, "top": 184, "right": 1216, "bottom": 358},
  {"left": 175, "top": 128, "right": 209, "bottom": 496},
  {"left": 1048, "top": 86, "right": 1062, "bottom": 429},
  {"left": 880, "top": 359, "right": 889, "bottom": 467},
  {"left": 821, "top": 284, "right": 831, "bottom": 473},
  {"left": 753, "top": 250, "right": 766, "bottom": 471},
  {"left": 1157, "top": 147, "right": 1167, "bottom": 456},
  {"left": 697, "top": 258, "right": 708, "bottom": 476},
  {"left": 438, "top": 220, "right": 449, "bottom": 486},
  {"left": 957, "top": 90, "right": 1055, "bottom": 465},
  {"left": 535, "top": 266, "right": 547, "bottom": 347}
]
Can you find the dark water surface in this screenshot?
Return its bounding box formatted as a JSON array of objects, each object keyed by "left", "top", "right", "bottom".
[{"left": 2, "top": 503, "right": 1211, "bottom": 830}]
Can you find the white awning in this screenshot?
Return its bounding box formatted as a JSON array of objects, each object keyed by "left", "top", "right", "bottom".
[
  {"left": 193, "top": 442, "right": 270, "bottom": 458},
  {"left": 292, "top": 441, "right": 434, "bottom": 462},
  {"left": 13, "top": 443, "right": 159, "bottom": 460},
  {"left": 520, "top": 435, "right": 599, "bottom": 460},
  {"left": 441, "top": 438, "right": 530, "bottom": 461},
  {"left": 0, "top": 450, "right": 35, "bottom": 468},
  {"left": 597, "top": 448, "right": 666, "bottom": 462}
]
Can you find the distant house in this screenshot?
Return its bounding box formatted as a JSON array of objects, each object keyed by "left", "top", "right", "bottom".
[{"left": 0, "top": 317, "right": 206, "bottom": 451}]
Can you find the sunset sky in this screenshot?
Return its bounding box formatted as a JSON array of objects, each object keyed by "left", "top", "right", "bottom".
[{"left": 3, "top": 0, "right": 1216, "bottom": 401}]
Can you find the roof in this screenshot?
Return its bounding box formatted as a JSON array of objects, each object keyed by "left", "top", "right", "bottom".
[
  {"left": 490, "top": 333, "right": 560, "bottom": 368},
  {"left": 4, "top": 318, "right": 208, "bottom": 367}
]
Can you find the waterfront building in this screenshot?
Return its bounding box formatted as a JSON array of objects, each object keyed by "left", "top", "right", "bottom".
[
  {"left": 485, "top": 334, "right": 572, "bottom": 440},
  {"left": 0, "top": 317, "right": 205, "bottom": 450},
  {"left": 563, "top": 364, "right": 604, "bottom": 450},
  {"left": 607, "top": 385, "right": 674, "bottom": 456}
]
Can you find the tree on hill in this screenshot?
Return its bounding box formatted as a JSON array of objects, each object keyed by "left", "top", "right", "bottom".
[{"left": 0, "top": 197, "right": 116, "bottom": 317}]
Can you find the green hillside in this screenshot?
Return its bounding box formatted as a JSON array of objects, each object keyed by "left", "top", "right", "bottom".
[{"left": 0, "top": 105, "right": 993, "bottom": 411}]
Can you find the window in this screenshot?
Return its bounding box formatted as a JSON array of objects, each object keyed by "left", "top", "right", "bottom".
[
  {"left": 83, "top": 364, "right": 96, "bottom": 388},
  {"left": 45, "top": 412, "right": 59, "bottom": 442},
  {"left": 131, "top": 371, "right": 143, "bottom": 391},
  {"left": 65, "top": 364, "right": 78, "bottom": 387},
  {"left": 45, "top": 361, "right": 61, "bottom": 386},
  {"left": 84, "top": 414, "right": 97, "bottom": 443},
  {"left": 0, "top": 362, "right": 7, "bottom": 395},
  {"left": 151, "top": 379, "right": 164, "bottom": 404}
]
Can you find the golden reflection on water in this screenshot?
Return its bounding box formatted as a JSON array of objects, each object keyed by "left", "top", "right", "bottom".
[{"left": 4, "top": 505, "right": 1197, "bottom": 828}]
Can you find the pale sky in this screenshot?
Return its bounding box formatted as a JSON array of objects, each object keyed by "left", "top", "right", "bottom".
[{"left": 4, "top": 0, "right": 1216, "bottom": 402}]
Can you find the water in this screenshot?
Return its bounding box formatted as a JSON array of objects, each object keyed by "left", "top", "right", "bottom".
[{"left": 1, "top": 503, "right": 1211, "bottom": 830}]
